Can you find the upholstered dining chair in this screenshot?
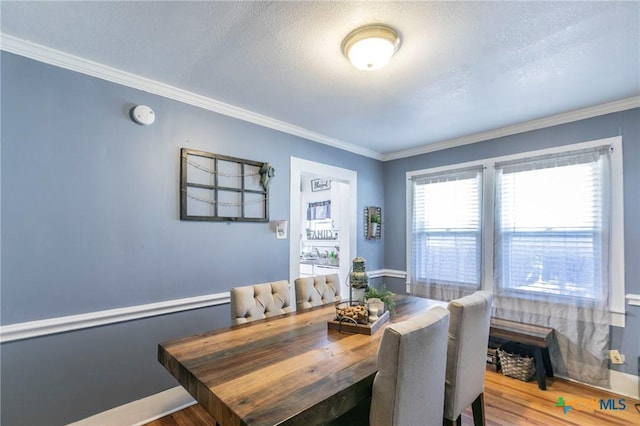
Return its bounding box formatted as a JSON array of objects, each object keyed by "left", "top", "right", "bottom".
[
  {"left": 294, "top": 273, "right": 341, "bottom": 310},
  {"left": 443, "top": 291, "right": 493, "bottom": 426},
  {"left": 230, "top": 280, "right": 292, "bottom": 325},
  {"left": 370, "top": 306, "right": 451, "bottom": 426}
]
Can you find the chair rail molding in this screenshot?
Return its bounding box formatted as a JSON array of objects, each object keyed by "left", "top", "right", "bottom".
[
  {"left": 626, "top": 294, "right": 640, "bottom": 306},
  {"left": 368, "top": 269, "right": 407, "bottom": 279},
  {"left": 0, "top": 292, "right": 230, "bottom": 343}
]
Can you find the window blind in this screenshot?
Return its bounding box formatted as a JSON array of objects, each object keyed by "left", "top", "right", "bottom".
[
  {"left": 494, "top": 146, "right": 611, "bottom": 302},
  {"left": 410, "top": 166, "right": 483, "bottom": 288}
]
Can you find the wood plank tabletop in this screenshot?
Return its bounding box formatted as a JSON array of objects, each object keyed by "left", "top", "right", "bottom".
[{"left": 158, "top": 295, "right": 445, "bottom": 426}]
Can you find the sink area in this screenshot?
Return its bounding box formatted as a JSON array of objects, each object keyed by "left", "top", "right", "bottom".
[
  {"left": 300, "top": 245, "right": 341, "bottom": 272},
  {"left": 300, "top": 256, "right": 339, "bottom": 267}
]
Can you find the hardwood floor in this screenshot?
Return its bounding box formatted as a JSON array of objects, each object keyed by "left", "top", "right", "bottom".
[{"left": 146, "top": 371, "right": 640, "bottom": 426}]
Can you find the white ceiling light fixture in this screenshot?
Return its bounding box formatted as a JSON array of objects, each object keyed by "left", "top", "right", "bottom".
[{"left": 342, "top": 24, "right": 401, "bottom": 71}]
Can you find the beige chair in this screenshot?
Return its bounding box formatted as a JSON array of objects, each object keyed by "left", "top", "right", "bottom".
[
  {"left": 443, "top": 291, "right": 493, "bottom": 426},
  {"left": 294, "top": 273, "right": 341, "bottom": 309},
  {"left": 370, "top": 306, "right": 450, "bottom": 426},
  {"left": 230, "top": 280, "right": 292, "bottom": 325}
]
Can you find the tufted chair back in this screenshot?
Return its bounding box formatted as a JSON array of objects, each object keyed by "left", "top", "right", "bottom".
[
  {"left": 443, "top": 291, "right": 493, "bottom": 426},
  {"left": 230, "top": 280, "right": 292, "bottom": 325},
  {"left": 370, "top": 306, "right": 450, "bottom": 426},
  {"left": 294, "top": 274, "right": 341, "bottom": 310}
]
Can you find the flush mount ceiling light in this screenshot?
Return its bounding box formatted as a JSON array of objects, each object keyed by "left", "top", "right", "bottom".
[{"left": 341, "top": 24, "right": 401, "bottom": 71}]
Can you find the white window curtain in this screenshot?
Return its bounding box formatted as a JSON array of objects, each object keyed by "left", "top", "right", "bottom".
[
  {"left": 307, "top": 200, "right": 331, "bottom": 220},
  {"left": 493, "top": 145, "right": 612, "bottom": 387},
  {"left": 409, "top": 166, "right": 483, "bottom": 301}
]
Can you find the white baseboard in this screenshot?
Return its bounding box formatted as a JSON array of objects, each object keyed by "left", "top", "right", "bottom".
[
  {"left": 70, "top": 369, "right": 639, "bottom": 425},
  {"left": 557, "top": 369, "right": 639, "bottom": 400},
  {"left": 608, "top": 369, "right": 639, "bottom": 399},
  {"left": 67, "top": 386, "right": 195, "bottom": 426}
]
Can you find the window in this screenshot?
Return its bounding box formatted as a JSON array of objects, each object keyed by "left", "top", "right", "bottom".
[
  {"left": 494, "top": 147, "right": 611, "bottom": 301},
  {"left": 409, "top": 167, "right": 483, "bottom": 288},
  {"left": 406, "top": 137, "right": 625, "bottom": 325}
]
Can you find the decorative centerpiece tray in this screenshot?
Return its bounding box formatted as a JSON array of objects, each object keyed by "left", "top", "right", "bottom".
[{"left": 327, "top": 306, "right": 390, "bottom": 335}]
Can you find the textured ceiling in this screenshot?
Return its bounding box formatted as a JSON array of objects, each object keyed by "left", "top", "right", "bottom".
[{"left": 1, "top": 1, "right": 639, "bottom": 156}]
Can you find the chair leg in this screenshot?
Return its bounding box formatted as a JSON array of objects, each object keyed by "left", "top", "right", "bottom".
[
  {"left": 443, "top": 416, "right": 461, "bottom": 426},
  {"left": 472, "top": 393, "right": 485, "bottom": 426}
]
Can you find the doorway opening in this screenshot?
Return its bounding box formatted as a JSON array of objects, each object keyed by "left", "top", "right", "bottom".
[{"left": 289, "top": 158, "right": 357, "bottom": 307}]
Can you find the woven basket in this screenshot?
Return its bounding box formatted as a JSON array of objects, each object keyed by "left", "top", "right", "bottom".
[{"left": 497, "top": 349, "right": 535, "bottom": 381}]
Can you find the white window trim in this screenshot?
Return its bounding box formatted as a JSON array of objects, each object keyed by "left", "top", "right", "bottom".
[{"left": 406, "top": 136, "right": 625, "bottom": 327}]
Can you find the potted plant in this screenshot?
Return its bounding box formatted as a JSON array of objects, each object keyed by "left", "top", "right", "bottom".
[
  {"left": 368, "top": 211, "right": 381, "bottom": 238},
  {"left": 365, "top": 284, "right": 395, "bottom": 314}
]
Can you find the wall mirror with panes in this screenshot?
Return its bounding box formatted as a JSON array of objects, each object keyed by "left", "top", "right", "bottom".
[{"left": 180, "top": 148, "right": 269, "bottom": 222}]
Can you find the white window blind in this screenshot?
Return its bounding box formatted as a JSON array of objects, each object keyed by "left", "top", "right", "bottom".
[
  {"left": 410, "top": 166, "right": 483, "bottom": 289},
  {"left": 494, "top": 146, "right": 611, "bottom": 302}
]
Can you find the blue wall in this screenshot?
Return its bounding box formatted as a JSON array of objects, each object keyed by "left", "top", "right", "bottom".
[
  {"left": 2, "top": 49, "right": 637, "bottom": 425},
  {"left": 383, "top": 108, "right": 640, "bottom": 378},
  {"left": 0, "top": 52, "right": 384, "bottom": 424}
]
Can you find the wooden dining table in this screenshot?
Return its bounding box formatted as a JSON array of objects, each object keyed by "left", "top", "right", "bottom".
[{"left": 158, "top": 295, "right": 445, "bottom": 426}]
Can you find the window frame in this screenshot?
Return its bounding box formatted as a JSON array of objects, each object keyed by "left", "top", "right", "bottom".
[{"left": 406, "top": 136, "right": 625, "bottom": 326}]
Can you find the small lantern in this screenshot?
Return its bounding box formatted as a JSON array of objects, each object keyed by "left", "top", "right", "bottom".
[{"left": 349, "top": 257, "right": 369, "bottom": 302}]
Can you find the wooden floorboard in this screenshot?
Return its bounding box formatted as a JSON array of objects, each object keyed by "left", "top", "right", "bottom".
[{"left": 145, "top": 371, "right": 640, "bottom": 425}]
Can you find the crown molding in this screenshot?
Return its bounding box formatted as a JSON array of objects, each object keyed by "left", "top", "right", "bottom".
[
  {"left": 0, "top": 33, "right": 383, "bottom": 161},
  {"left": 2, "top": 34, "right": 637, "bottom": 163},
  {"left": 383, "top": 96, "right": 640, "bottom": 161}
]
